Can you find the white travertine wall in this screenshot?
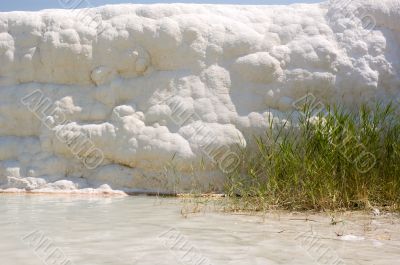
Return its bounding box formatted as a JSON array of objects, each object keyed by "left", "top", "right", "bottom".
[{"left": 0, "top": 1, "right": 399, "bottom": 193}]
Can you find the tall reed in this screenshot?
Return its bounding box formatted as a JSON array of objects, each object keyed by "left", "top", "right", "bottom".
[{"left": 225, "top": 102, "right": 400, "bottom": 211}]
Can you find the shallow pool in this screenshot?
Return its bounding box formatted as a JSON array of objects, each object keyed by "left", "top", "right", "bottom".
[{"left": 1, "top": 195, "right": 399, "bottom": 265}]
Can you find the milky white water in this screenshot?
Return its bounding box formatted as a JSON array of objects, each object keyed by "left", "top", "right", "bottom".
[{"left": 1, "top": 195, "right": 399, "bottom": 265}]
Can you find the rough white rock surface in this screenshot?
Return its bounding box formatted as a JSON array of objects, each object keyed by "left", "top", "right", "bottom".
[{"left": 0, "top": 1, "right": 399, "bottom": 193}]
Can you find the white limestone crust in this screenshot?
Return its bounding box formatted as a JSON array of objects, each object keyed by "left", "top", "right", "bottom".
[{"left": 0, "top": 1, "right": 399, "bottom": 193}]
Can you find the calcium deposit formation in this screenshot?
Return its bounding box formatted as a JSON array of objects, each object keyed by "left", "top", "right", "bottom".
[{"left": 0, "top": 1, "right": 399, "bottom": 193}]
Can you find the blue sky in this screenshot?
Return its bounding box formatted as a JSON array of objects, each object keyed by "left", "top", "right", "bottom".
[{"left": 1, "top": 0, "right": 322, "bottom": 12}]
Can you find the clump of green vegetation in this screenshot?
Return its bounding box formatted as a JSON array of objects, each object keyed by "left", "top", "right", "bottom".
[{"left": 224, "top": 102, "right": 400, "bottom": 212}]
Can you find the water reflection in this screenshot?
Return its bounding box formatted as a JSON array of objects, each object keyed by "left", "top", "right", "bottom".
[{"left": 0, "top": 195, "right": 399, "bottom": 265}]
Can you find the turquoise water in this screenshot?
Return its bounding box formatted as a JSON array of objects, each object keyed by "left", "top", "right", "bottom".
[{"left": 0, "top": 195, "right": 399, "bottom": 265}]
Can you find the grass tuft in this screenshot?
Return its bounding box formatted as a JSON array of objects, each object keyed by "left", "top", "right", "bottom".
[{"left": 224, "top": 102, "right": 400, "bottom": 212}]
